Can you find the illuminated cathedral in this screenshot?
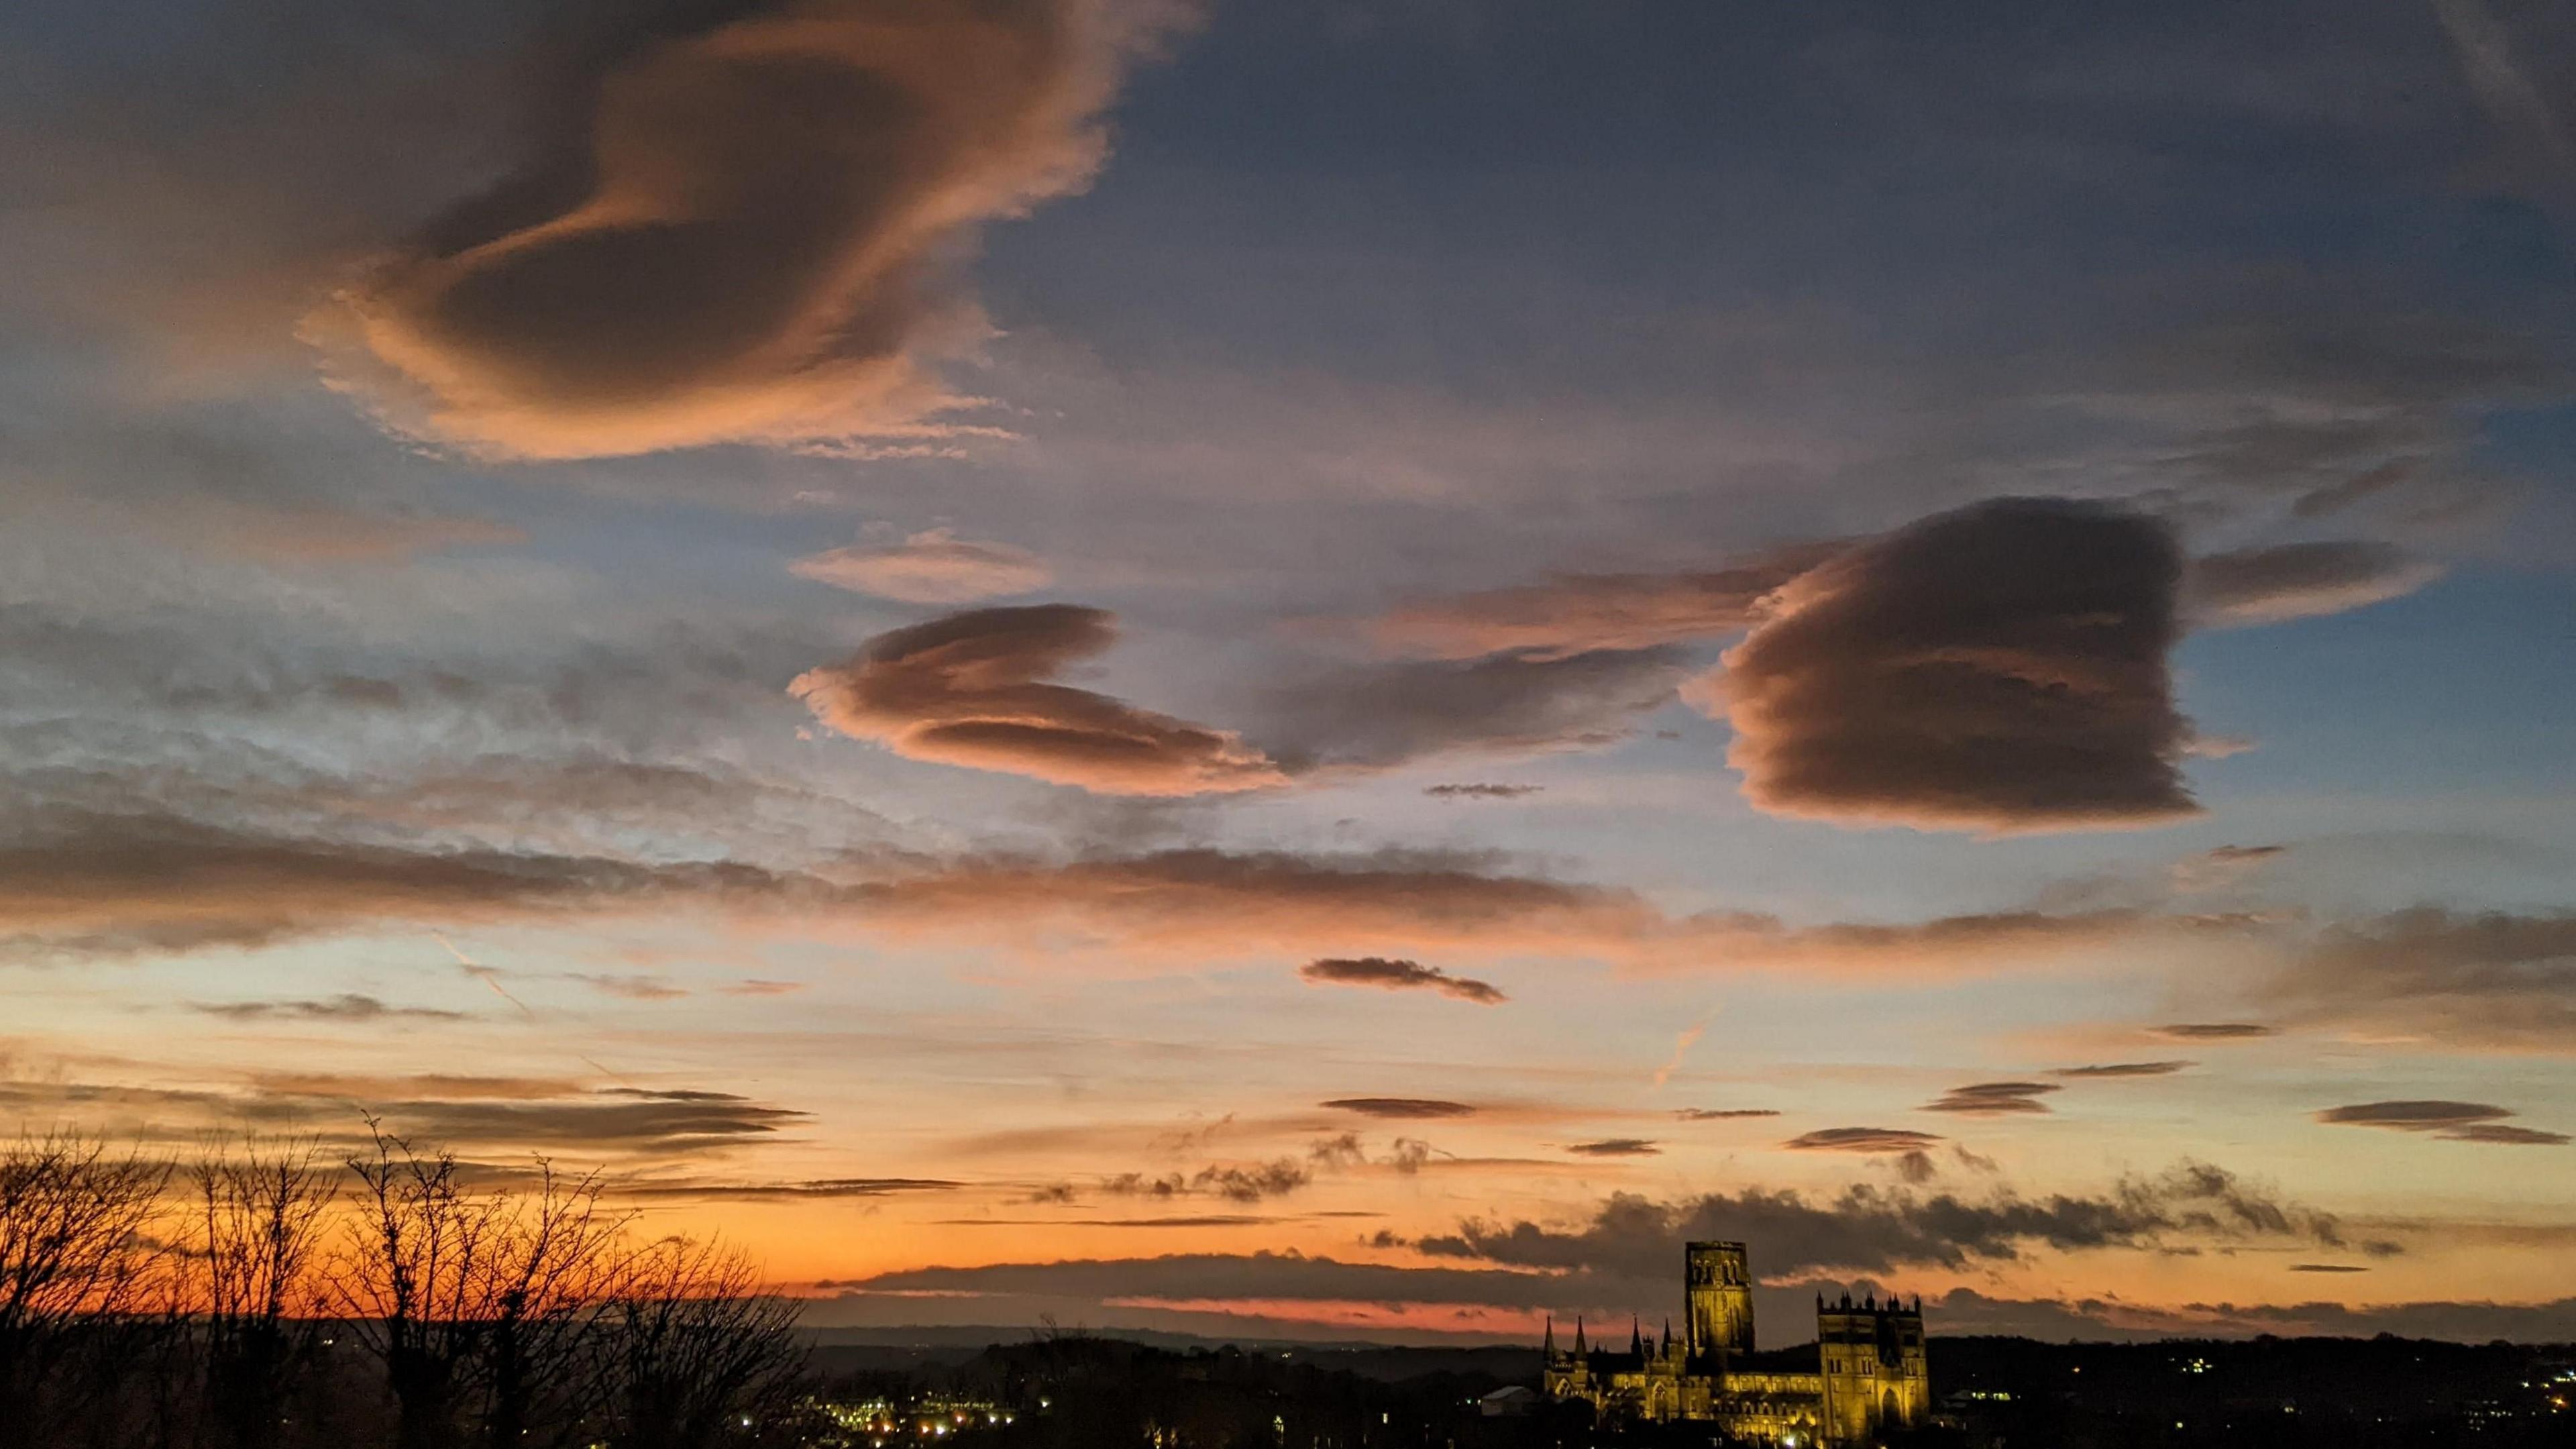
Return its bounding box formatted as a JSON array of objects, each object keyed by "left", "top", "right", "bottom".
[{"left": 1540, "top": 1242, "right": 1931, "bottom": 1446}]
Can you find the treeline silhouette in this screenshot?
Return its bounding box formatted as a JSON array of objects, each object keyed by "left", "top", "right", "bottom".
[{"left": 0, "top": 1128, "right": 806, "bottom": 1449}]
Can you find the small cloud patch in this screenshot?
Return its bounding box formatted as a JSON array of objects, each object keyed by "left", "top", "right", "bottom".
[
  {"left": 1676, "top": 1108, "right": 1782, "bottom": 1120},
  {"left": 1424, "top": 783, "right": 1545, "bottom": 800},
  {"left": 1922, "top": 1081, "right": 2060, "bottom": 1116},
  {"left": 2152, "top": 1022, "right": 2276, "bottom": 1040},
  {"left": 1782, "top": 1128, "right": 1944, "bottom": 1155},
  {"left": 792, "top": 529, "right": 1053, "bottom": 604},
  {"left": 1566, "top": 1139, "right": 1661, "bottom": 1158},
  {"left": 1322, "top": 1097, "right": 1477, "bottom": 1119},
  {"left": 2316, "top": 1100, "right": 2568, "bottom": 1145},
  {"left": 1299, "top": 957, "right": 1506, "bottom": 1005}
]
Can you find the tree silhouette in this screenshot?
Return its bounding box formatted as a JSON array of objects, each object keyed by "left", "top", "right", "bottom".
[
  {"left": 595, "top": 1234, "right": 808, "bottom": 1449},
  {"left": 0, "top": 1132, "right": 168, "bottom": 1449},
  {"left": 186, "top": 1135, "right": 335, "bottom": 1449}
]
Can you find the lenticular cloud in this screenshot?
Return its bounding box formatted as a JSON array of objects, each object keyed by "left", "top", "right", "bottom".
[
  {"left": 338, "top": 0, "right": 1149, "bottom": 458},
  {"left": 791, "top": 604, "right": 1285, "bottom": 796},
  {"left": 1711, "top": 496, "right": 2199, "bottom": 833}
]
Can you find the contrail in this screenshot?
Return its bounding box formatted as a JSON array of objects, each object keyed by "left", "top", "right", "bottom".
[
  {"left": 578, "top": 1056, "right": 644, "bottom": 1093},
  {"left": 2432, "top": 0, "right": 2576, "bottom": 184},
  {"left": 431, "top": 930, "right": 537, "bottom": 1018},
  {"left": 434, "top": 934, "right": 638, "bottom": 1091},
  {"left": 1652, "top": 1011, "right": 1717, "bottom": 1089}
]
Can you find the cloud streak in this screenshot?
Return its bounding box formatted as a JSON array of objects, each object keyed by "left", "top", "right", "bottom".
[
  {"left": 2188, "top": 541, "right": 2444, "bottom": 626},
  {"left": 9, "top": 803, "right": 2278, "bottom": 981},
  {"left": 189, "top": 994, "right": 467, "bottom": 1023},
  {"left": 1271, "top": 647, "right": 1693, "bottom": 770},
  {"left": 2263, "top": 908, "right": 2576, "bottom": 1053},
  {"left": 1366, "top": 549, "right": 1832, "bottom": 661}
]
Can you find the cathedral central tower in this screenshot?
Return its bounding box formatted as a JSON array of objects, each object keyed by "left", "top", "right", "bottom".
[{"left": 1683, "top": 1240, "right": 1756, "bottom": 1365}]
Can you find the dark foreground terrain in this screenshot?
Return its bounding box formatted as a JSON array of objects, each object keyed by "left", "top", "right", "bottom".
[{"left": 804, "top": 1330, "right": 2576, "bottom": 1449}]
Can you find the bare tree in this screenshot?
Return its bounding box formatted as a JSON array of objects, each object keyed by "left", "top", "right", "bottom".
[
  {"left": 186, "top": 1135, "right": 335, "bottom": 1449},
  {"left": 475, "top": 1161, "right": 629, "bottom": 1449},
  {"left": 0, "top": 1132, "right": 169, "bottom": 1449},
  {"left": 335, "top": 1123, "right": 504, "bottom": 1449},
  {"left": 594, "top": 1236, "right": 808, "bottom": 1449},
  {"left": 334, "top": 1125, "right": 637, "bottom": 1449}
]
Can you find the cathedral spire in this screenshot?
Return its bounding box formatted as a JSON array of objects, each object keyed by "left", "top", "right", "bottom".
[
  {"left": 1629, "top": 1316, "right": 1643, "bottom": 1356},
  {"left": 1573, "top": 1316, "right": 1586, "bottom": 1355},
  {"left": 1543, "top": 1316, "right": 1556, "bottom": 1357}
]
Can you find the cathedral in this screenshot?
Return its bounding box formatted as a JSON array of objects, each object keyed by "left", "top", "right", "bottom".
[{"left": 1540, "top": 1242, "right": 1932, "bottom": 1446}]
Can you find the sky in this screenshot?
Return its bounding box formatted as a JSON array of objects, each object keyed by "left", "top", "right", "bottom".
[{"left": 3, "top": 0, "right": 2575, "bottom": 1345}]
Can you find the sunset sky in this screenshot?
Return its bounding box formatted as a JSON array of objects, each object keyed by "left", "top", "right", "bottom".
[{"left": 5, "top": 0, "right": 2575, "bottom": 1344}]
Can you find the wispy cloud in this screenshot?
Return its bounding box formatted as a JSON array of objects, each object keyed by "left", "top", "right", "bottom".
[
  {"left": 189, "top": 994, "right": 465, "bottom": 1023},
  {"left": 2188, "top": 541, "right": 2443, "bottom": 626}
]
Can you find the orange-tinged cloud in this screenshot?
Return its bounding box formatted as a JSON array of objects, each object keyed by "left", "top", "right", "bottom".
[
  {"left": 3, "top": 803, "right": 2289, "bottom": 981},
  {"left": 843, "top": 847, "right": 1686, "bottom": 963},
  {"left": 210, "top": 506, "right": 527, "bottom": 563},
  {"left": 0, "top": 811, "right": 672, "bottom": 957},
  {"left": 337, "top": 0, "right": 1150, "bottom": 458},
  {"left": 792, "top": 529, "right": 1053, "bottom": 603},
  {"left": 1367, "top": 549, "right": 1832, "bottom": 660},
  {"left": 839, "top": 857, "right": 2279, "bottom": 979},
  {"left": 791, "top": 604, "right": 1286, "bottom": 796}
]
